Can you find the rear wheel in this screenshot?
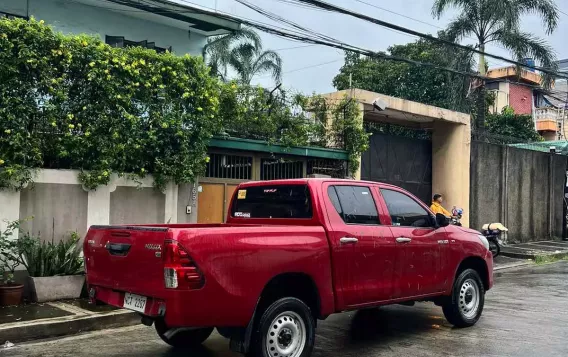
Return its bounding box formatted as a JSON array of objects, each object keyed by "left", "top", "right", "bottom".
[
  {"left": 442, "top": 268, "right": 485, "bottom": 328},
  {"left": 155, "top": 320, "right": 213, "bottom": 348},
  {"left": 249, "top": 297, "right": 315, "bottom": 357}
]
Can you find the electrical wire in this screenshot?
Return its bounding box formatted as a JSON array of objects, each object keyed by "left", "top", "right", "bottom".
[
  {"left": 287, "top": 0, "right": 568, "bottom": 79},
  {"left": 254, "top": 58, "right": 342, "bottom": 79},
  {"left": 58, "top": 0, "right": 568, "bottom": 99},
  {"left": 349, "top": 0, "right": 511, "bottom": 68}
]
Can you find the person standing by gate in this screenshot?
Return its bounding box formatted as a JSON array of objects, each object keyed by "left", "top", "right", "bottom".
[{"left": 430, "top": 194, "right": 451, "bottom": 217}]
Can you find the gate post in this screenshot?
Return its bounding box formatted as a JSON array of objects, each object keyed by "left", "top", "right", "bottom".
[{"left": 432, "top": 121, "right": 471, "bottom": 227}]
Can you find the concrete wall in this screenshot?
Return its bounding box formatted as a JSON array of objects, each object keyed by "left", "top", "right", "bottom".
[
  {"left": 110, "top": 187, "right": 165, "bottom": 225},
  {"left": 0, "top": 169, "right": 198, "bottom": 243},
  {"left": 0, "top": 0, "right": 207, "bottom": 55},
  {"left": 19, "top": 183, "right": 88, "bottom": 243},
  {"left": 470, "top": 142, "right": 567, "bottom": 242}
]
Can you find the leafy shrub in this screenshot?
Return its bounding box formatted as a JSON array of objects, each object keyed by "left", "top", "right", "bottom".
[
  {"left": 0, "top": 18, "right": 220, "bottom": 191},
  {"left": 17, "top": 232, "right": 83, "bottom": 277},
  {"left": 0, "top": 221, "right": 21, "bottom": 285}
]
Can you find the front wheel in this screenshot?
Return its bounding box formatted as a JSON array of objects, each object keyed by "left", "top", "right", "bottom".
[
  {"left": 249, "top": 297, "right": 315, "bottom": 357},
  {"left": 489, "top": 240, "right": 501, "bottom": 258},
  {"left": 155, "top": 320, "right": 213, "bottom": 348},
  {"left": 442, "top": 269, "right": 485, "bottom": 328}
]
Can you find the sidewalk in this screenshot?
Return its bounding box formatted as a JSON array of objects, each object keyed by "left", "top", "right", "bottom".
[
  {"left": 0, "top": 299, "right": 139, "bottom": 345},
  {"left": 493, "top": 255, "right": 533, "bottom": 271},
  {"left": 500, "top": 240, "right": 568, "bottom": 261}
]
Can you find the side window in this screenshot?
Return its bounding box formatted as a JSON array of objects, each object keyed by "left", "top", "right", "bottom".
[
  {"left": 328, "top": 186, "right": 380, "bottom": 225},
  {"left": 380, "top": 189, "right": 432, "bottom": 228}
]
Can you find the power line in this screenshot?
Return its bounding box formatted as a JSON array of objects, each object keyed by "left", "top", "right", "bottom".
[
  {"left": 289, "top": 0, "right": 568, "bottom": 80},
  {"left": 254, "top": 58, "right": 342, "bottom": 79},
  {"left": 349, "top": 0, "right": 510, "bottom": 68},
  {"left": 273, "top": 44, "right": 317, "bottom": 51},
  {"left": 61, "top": 0, "right": 568, "bottom": 97}
]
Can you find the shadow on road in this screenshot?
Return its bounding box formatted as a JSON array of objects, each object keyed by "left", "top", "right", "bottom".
[
  {"left": 347, "top": 306, "right": 443, "bottom": 346},
  {"left": 160, "top": 345, "right": 217, "bottom": 357}
]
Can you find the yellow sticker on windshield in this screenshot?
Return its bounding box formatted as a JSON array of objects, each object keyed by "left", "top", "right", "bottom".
[{"left": 237, "top": 189, "right": 247, "bottom": 199}]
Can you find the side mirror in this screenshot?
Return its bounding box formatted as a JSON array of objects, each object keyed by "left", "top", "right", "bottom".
[{"left": 436, "top": 213, "right": 450, "bottom": 228}]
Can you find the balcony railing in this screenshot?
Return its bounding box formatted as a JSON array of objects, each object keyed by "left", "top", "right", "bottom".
[{"left": 535, "top": 107, "right": 566, "bottom": 122}]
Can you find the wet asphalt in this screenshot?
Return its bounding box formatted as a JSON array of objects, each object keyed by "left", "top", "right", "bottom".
[{"left": 3, "top": 262, "right": 568, "bottom": 357}]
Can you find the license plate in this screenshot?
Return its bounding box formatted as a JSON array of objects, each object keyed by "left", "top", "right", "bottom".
[{"left": 123, "top": 293, "right": 147, "bottom": 313}]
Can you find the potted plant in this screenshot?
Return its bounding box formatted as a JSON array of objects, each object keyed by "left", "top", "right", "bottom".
[
  {"left": 18, "top": 232, "right": 85, "bottom": 303},
  {"left": 0, "top": 221, "right": 24, "bottom": 306}
]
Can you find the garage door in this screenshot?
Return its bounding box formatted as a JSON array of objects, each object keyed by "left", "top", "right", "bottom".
[{"left": 361, "top": 133, "right": 432, "bottom": 204}]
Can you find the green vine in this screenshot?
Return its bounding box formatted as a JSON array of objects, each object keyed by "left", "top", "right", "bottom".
[
  {"left": 0, "top": 19, "right": 368, "bottom": 190},
  {"left": 0, "top": 18, "right": 219, "bottom": 191}
]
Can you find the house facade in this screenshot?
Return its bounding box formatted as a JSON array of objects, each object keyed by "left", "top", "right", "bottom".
[
  {"left": 486, "top": 62, "right": 568, "bottom": 141},
  {"left": 0, "top": 0, "right": 240, "bottom": 55}
]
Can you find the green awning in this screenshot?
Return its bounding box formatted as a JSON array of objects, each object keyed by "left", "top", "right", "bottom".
[
  {"left": 509, "top": 141, "right": 568, "bottom": 155},
  {"left": 209, "top": 137, "right": 349, "bottom": 160}
]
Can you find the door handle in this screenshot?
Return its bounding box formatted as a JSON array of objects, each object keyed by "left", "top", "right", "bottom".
[
  {"left": 396, "top": 237, "right": 412, "bottom": 243},
  {"left": 340, "top": 237, "right": 359, "bottom": 245}
]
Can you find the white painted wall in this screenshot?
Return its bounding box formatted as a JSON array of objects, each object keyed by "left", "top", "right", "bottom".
[
  {"left": 0, "top": 169, "right": 198, "bottom": 242},
  {"left": 0, "top": 0, "right": 207, "bottom": 55}
]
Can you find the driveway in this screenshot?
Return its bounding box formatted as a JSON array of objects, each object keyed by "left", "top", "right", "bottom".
[{"left": 3, "top": 262, "right": 568, "bottom": 357}]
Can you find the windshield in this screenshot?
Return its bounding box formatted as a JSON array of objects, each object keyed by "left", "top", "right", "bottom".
[{"left": 231, "top": 184, "right": 313, "bottom": 219}]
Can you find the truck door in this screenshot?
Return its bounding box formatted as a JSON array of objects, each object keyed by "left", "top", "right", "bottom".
[
  {"left": 323, "top": 183, "right": 396, "bottom": 309},
  {"left": 378, "top": 188, "right": 448, "bottom": 298}
]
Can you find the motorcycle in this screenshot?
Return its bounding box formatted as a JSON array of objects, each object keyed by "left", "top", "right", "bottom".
[{"left": 481, "top": 223, "right": 508, "bottom": 258}]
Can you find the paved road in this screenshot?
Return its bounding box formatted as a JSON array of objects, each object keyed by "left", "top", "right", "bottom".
[{"left": 3, "top": 262, "right": 568, "bottom": 357}]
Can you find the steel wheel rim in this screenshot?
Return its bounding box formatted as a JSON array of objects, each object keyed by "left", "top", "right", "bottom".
[
  {"left": 265, "top": 311, "right": 306, "bottom": 357},
  {"left": 459, "top": 279, "right": 480, "bottom": 319}
]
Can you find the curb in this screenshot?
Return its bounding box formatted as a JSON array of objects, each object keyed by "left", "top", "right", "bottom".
[
  {"left": 0, "top": 310, "right": 139, "bottom": 344},
  {"left": 493, "top": 261, "right": 533, "bottom": 271}
]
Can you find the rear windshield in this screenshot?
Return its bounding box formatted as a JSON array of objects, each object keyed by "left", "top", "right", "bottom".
[{"left": 231, "top": 185, "right": 313, "bottom": 219}]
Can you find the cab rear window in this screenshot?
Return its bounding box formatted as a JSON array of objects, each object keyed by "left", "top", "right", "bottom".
[{"left": 231, "top": 185, "right": 312, "bottom": 219}]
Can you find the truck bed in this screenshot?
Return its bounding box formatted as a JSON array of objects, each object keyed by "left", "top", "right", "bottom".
[{"left": 84, "top": 223, "right": 335, "bottom": 327}]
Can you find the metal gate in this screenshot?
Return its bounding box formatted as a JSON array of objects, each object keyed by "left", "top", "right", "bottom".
[{"left": 361, "top": 133, "right": 432, "bottom": 204}]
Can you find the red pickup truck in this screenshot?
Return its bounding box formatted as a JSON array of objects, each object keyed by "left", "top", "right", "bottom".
[{"left": 84, "top": 179, "right": 493, "bottom": 357}]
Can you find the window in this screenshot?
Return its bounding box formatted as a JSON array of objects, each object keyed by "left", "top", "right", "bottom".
[
  {"left": 261, "top": 158, "right": 304, "bottom": 180},
  {"left": 205, "top": 153, "right": 252, "bottom": 180},
  {"left": 106, "top": 36, "right": 171, "bottom": 53},
  {"left": 380, "top": 189, "right": 432, "bottom": 228},
  {"left": 329, "top": 186, "right": 379, "bottom": 225},
  {"left": 231, "top": 185, "right": 312, "bottom": 219}
]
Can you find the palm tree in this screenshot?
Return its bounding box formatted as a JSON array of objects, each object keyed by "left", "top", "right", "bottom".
[
  {"left": 432, "top": 0, "right": 559, "bottom": 127},
  {"left": 203, "top": 27, "right": 282, "bottom": 85}
]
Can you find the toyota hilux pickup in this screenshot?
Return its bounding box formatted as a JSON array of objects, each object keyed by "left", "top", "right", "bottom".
[{"left": 84, "top": 179, "right": 493, "bottom": 357}]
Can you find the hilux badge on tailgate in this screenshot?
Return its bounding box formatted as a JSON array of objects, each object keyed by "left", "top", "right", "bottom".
[{"left": 145, "top": 244, "right": 161, "bottom": 251}]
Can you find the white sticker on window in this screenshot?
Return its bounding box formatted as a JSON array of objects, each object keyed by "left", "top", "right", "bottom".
[{"left": 235, "top": 212, "right": 251, "bottom": 218}]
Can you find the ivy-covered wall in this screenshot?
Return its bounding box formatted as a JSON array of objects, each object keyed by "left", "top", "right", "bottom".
[
  {"left": 0, "top": 18, "right": 368, "bottom": 192},
  {"left": 0, "top": 18, "right": 219, "bottom": 191}
]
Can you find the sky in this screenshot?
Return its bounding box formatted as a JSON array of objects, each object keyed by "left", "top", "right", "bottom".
[{"left": 183, "top": 0, "right": 568, "bottom": 94}]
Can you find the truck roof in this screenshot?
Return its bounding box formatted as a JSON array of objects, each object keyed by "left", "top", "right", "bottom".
[{"left": 237, "top": 178, "right": 399, "bottom": 189}]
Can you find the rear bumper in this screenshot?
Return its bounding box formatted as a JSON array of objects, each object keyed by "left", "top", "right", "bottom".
[
  {"left": 89, "top": 285, "right": 166, "bottom": 317},
  {"left": 88, "top": 284, "right": 252, "bottom": 328}
]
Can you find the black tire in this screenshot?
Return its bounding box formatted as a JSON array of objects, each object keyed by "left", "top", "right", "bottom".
[
  {"left": 442, "top": 268, "right": 485, "bottom": 328},
  {"left": 249, "top": 297, "right": 315, "bottom": 357},
  {"left": 155, "top": 320, "right": 213, "bottom": 348},
  {"left": 489, "top": 241, "right": 501, "bottom": 258}
]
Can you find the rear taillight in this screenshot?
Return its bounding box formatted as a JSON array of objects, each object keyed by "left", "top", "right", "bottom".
[{"left": 163, "top": 240, "right": 204, "bottom": 290}]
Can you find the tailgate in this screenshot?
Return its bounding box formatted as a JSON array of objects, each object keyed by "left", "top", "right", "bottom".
[{"left": 84, "top": 226, "right": 168, "bottom": 296}]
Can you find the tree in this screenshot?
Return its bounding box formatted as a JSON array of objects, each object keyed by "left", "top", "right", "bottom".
[
  {"left": 486, "top": 106, "right": 542, "bottom": 141},
  {"left": 203, "top": 27, "right": 282, "bottom": 85},
  {"left": 432, "top": 0, "right": 559, "bottom": 127},
  {"left": 333, "top": 35, "right": 475, "bottom": 113}
]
